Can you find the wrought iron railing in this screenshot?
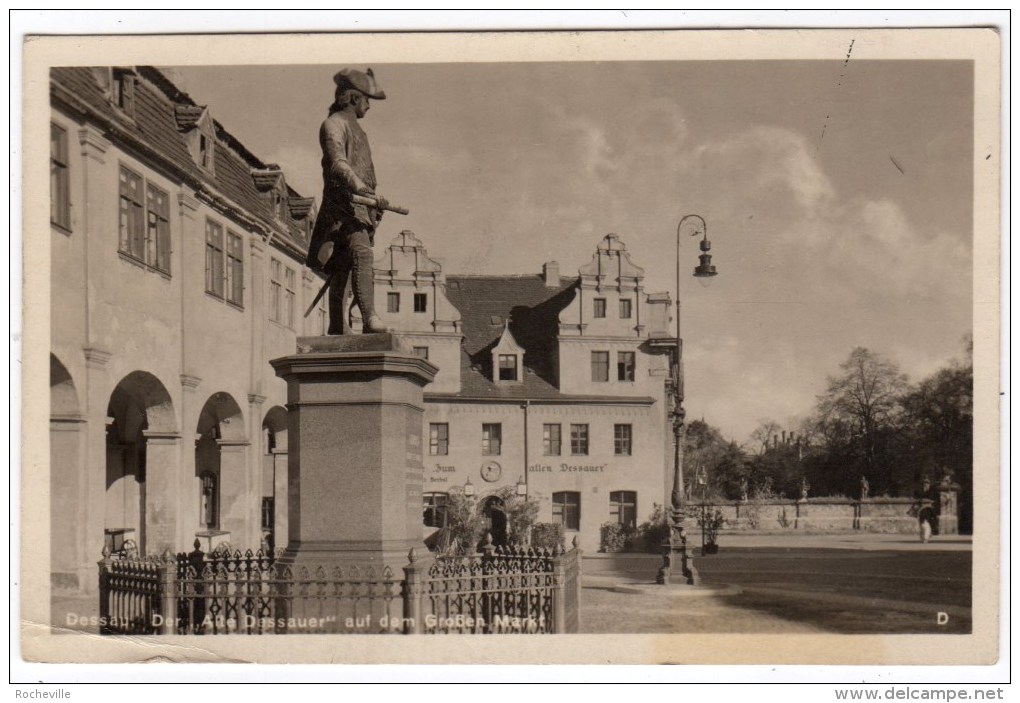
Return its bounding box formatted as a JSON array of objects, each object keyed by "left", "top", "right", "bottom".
[{"left": 97, "top": 537, "right": 582, "bottom": 635}]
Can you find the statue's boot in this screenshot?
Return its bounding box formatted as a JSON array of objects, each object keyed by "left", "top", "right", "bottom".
[{"left": 352, "top": 242, "right": 390, "bottom": 333}]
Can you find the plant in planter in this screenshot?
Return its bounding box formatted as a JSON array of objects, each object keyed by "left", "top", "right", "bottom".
[{"left": 696, "top": 507, "right": 727, "bottom": 555}]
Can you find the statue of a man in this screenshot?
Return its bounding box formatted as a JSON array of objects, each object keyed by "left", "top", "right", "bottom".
[{"left": 306, "top": 68, "right": 390, "bottom": 334}]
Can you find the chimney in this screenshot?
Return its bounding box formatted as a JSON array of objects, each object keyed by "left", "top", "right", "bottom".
[
  {"left": 542, "top": 261, "right": 560, "bottom": 287},
  {"left": 782, "top": 430, "right": 787, "bottom": 444}
]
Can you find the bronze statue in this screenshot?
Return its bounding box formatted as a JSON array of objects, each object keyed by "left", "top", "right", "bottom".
[{"left": 306, "top": 67, "right": 394, "bottom": 334}]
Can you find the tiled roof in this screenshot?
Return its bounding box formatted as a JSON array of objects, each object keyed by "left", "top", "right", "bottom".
[
  {"left": 439, "top": 274, "right": 576, "bottom": 399},
  {"left": 50, "top": 66, "right": 312, "bottom": 258}
]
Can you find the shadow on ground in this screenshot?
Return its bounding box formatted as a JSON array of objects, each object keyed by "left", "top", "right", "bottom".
[{"left": 581, "top": 547, "right": 972, "bottom": 634}]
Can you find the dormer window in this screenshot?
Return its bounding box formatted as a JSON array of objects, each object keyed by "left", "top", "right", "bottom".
[
  {"left": 491, "top": 321, "right": 525, "bottom": 386},
  {"left": 92, "top": 67, "right": 135, "bottom": 118},
  {"left": 251, "top": 165, "right": 287, "bottom": 218},
  {"left": 112, "top": 68, "right": 135, "bottom": 116},
  {"left": 175, "top": 104, "right": 216, "bottom": 175}
]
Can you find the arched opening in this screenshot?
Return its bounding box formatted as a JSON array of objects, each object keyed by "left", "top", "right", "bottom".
[
  {"left": 195, "top": 392, "right": 246, "bottom": 546},
  {"left": 261, "top": 406, "right": 288, "bottom": 552},
  {"left": 481, "top": 495, "right": 508, "bottom": 547},
  {"left": 50, "top": 354, "right": 83, "bottom": 589},
  {"left": 105, "top": 371, "right": 176, "bottom": 555}
]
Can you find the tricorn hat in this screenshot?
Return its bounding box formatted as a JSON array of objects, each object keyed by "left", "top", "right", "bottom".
[{"left": 333, "top": 67, "right": 386, "bottom": 100}]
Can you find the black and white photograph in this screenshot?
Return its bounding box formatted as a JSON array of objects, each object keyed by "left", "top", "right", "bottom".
[{"left": 18, "top": 24, "right": 1001, "bottom": 671}]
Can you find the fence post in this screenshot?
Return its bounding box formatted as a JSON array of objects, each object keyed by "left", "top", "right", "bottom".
[
  {"left": 402, "top": 548, "right": 424, "bottom": 634},
  {"left": 572, "top": 535, "right": 582, "bottom": 633},
  {"left": 159, "top": 549, "right": 178, "bottom": 635},
  {"left": 550, "top": 543, "right": 567, "bottom": 633},
  {"left": 97, "top": 545, "right": 112, "bottom": 635}
]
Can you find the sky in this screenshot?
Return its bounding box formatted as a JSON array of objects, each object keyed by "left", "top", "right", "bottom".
[{"left": 167, "top": 60, "right": 974, "bottom": 443}]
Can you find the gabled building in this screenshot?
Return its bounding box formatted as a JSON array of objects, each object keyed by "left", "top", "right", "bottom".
[{"left": 372, "top": 231, "right": 677, "bottom": 548}]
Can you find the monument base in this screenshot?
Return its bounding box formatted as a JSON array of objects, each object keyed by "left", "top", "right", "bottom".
[{"left": 270, "top": 333, "right": 438, "bottom": 634}]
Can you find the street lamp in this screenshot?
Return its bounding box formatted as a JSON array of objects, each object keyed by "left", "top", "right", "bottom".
[
  {"left": 657, "top": 214, "right": 719, "bottom": 586},
  {"left": 464, "top": 477, "right": 475, "bottom": 498}
]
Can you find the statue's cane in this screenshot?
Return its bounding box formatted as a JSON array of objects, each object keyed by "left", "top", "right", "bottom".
[{"left": 303, "top": 195, "right": 409, "bottom": 318}]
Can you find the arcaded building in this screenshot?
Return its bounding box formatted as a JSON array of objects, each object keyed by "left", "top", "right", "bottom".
[
  {"left": 48, "top": 66, "right": 324, "bottom": 591},
  {"left": 48, "top": 66, "right": 678, "bottom": 592}
]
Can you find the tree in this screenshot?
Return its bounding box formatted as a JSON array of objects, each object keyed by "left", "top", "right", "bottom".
[
  {"left": 684, "top": 419, "right": 748, "bottom": 500},
  {"left": 814, "top": 347, "right": 909, "bottom": 495},
  {"left": 899, "top": 336, "right": 973, "bottom": 531}
]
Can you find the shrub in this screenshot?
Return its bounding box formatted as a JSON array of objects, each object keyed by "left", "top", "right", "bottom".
[
  {"left": 490, "top": 485, "right": 541, "bottom": 546},
  {"left": 599, "top": 522, "right": 638, "bottom": 552},
  {"left": 696, "top": 508, "right": 727, "bottom": 543},
  {"left": 531, "top": 522, "right": 565, "bottom": 551},
  {"left": 637, "top": 503, "right": 671, "bottom": 552}
]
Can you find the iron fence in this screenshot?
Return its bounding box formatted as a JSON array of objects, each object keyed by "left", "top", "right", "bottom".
[{"left": 98, "top": 537, "right": 581, "bottom": 635}]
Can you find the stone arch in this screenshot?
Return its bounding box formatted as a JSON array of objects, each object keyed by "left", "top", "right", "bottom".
[
  {"left": 195, "top": 392, "right": 247, "bottom": 541},
  {"left": 50, "top": 354, "right": 84, "bottom": 590},
  {"left": 50, "top": 354, "right": 79, "bottom": 418},
  {"left": 106, "top": 370, "right": 177, "bottom": 555}
]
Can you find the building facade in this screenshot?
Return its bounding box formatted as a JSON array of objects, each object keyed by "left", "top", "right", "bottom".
[
  {"left": 370, "top": 231, "right": 677, "bottom": 550},
  {"left": 48, "top": 67, "right": 677, "bottom": 592},
  {"left": 48, "top": 66, "right": 328, "bottom": 591}
]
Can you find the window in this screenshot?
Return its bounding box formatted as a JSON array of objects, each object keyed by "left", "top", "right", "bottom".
[
  {"left": 543, "top": 423, "right": 561, "bottom": 456},
  {"left": 482, "top": 423, "right": 502, "bottom": 456},
  {"left": 498, "top": 354, "right": 518, "bottom": 381},
  {"left": 119, "top": 166, "right": 145, "bottom": 261},
  {"left": 199, "top": 134, "right": 212, "bottom": 170},
  {"left": 423, "top": 492, "right": 449, "bottom": 528},
  {"left": 269, "top": 257, "right": 295, "bottom": 326},
  {"left": 552, "top": 492, "right": 581, "bottom": 531},
  {"left": 146, "top": 185, "right": 171, "bottom": 274},
  {"left": 269, "top": 258, "right": 282, "bottom": 323},
  {"left": 591, "top": 351, "right": 609, "bottom": 382},
  {"left": 118, "top": 167, "right": 171, "bottom": 274},
  {"left": 112, "top": 68, "right": 135, "bottom": 116},
  {"left": 205, "top": 220, "right": 225, "bottom": 298},
  {"left": 387, "top": 292, "right": 400, "bottom": 313},
  {"left": 50, "top": 124, "right": 70, "bottom": 230},
  {"left": 619, "top": 299, "right": 632, "bottom": 319},
  {"left": 261, "top": 497, "right": 275, "bottom": 532},
  {"left": 414, "top": 293, "right": 427, "bottom": 313},
  {"left": 284, "top": 267, "right": 296, "bottom": 327},
  {"left": 610, "top": 491, "right": 637, "bottom": 528},
  {"left": 617, "top": 351, "right": 635, "bottom": 382},
  {"left": 225, "top": 231, "right": 244, "bottom": 306},
  {"left": 429, "top": 423, "right": 449, "bottom": 456},
  {"left": 614, "top": 424, "right": 633, "bottom": 456},
  {"left": 593, "top": 298, "right": 607, "bottom": 318},
  {"left": 570, "top": 424, "right": 589, "bottom": 456},
  {"left": 200, "top": 472, "right": 218, "bottom": 529},
  {"left": 413, "top": 346, "right": 430, "bottom": 360}
]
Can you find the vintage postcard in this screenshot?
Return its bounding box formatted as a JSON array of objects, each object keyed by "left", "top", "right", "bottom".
[{"left": 19, "top": 28, "right": 1000, "bottom": 668}]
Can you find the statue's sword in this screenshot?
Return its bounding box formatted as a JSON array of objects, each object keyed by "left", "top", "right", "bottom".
[{"left": 303, "top": 195, "right": 409, "bottom": 319}]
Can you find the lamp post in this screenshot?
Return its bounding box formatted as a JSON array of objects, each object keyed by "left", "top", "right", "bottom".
[{"left": 657, "top": 214, "right": 718, "bottom": 586}]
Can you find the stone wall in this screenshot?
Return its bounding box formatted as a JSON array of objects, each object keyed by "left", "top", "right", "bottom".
[{"left": 689, "top": 496, "right": 952, "bottom": 535}]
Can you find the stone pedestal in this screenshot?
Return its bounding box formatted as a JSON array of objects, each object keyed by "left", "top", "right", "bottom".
[{"left": 270, "top": 334, "right": 437, "bottom": 573}]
